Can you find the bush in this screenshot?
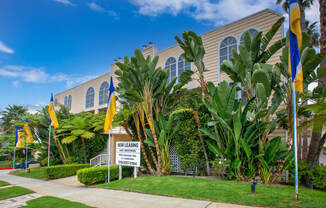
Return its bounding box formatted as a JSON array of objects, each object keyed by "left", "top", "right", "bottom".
[
  {"left": 312, "top": 165, "right": 326, "bottom": 190},
  {"left": 77, "top": 165, "right": 133, "bottom": 185},
  {"left": 44, "top": 164, "right": 89, "bottom": 179},
  {"left": 40, "top": 157, "right": 61, "bottom": 167}
]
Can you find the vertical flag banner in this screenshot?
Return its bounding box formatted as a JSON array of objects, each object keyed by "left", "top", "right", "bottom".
[
  {"left": 289, "top": 0, "right": 303, "bottom": 200},
  {"left": 104, "top": 76, "right": 116, "bottom": 133},
  {"left": 15, "top": 127, "right": 23, "bottom": 148},
  {"left": 48, "top": 93, "right": 59, "bottom": 128},
  {"left": 23, "top": 119, "right": 34, "bottom": 143},
  {"left": 289, "top": 0, "right": 303, "bottom": 92}
]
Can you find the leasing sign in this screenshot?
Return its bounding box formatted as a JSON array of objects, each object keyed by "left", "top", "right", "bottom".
[{"left": 116, "top": 142, "right": 141, "bottom": 167}]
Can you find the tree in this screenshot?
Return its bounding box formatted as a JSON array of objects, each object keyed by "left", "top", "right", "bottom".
[
  {"left": 115, "top": 49, "right": 193, "bottom": 175},
  {"left": 57, "top": 112, "right": 101, "bottom": 163},
  {"left": 276, "top": 0, "right": 314, "bottom": 31},
  {"left": 0, "top": 105, "right": 27, "bottom": 134}
]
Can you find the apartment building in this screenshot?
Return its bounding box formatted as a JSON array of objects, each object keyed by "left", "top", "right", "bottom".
[{"left": 54, "top": 9, "right": 285, "bottom": 165}]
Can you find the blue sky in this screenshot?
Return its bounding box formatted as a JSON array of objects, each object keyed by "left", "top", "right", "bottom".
[{"left": 0, "top": 0, "right": 319, "bottom": 109}]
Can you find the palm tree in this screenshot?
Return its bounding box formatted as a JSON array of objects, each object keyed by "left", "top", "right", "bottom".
[
  {"left": 57, "top": 112, "right": 99, "bottom": 163},
  {"left": 305, "top": 20, "right": 320, "bottom": 47},
  {"left": 0, "top": 105, "right": 27, "bottom": 134},
  {"left": 276, "top": 0, "right": 314, "bottom": 31}
]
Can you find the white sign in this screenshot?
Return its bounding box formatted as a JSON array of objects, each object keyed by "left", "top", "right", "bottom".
[{"left": 116, "top": 141, "right": 141, "bottom": 167}]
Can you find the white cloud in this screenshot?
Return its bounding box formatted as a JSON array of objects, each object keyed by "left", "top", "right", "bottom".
[
  {"left": 54, "top": 0, "right": 75, "bottom": 6},
  {"left": 0, "top": 41, "right": 14, "bottom": 54},
  {"left": 0, "top": 65, "right": 96, "bottom": 88},
  {"left": 88, "top": 2, "right": 119, "bottom": 18},
  {"left": 130, "top": 0, "right": 277, "bottom": 26}
]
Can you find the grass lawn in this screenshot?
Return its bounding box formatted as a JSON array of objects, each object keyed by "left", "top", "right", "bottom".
[
  {"left": 10, "top": 167, "right": 45, "bottom": 179},
  {"left": 21, "top": 196, "right": 94, "bottom": 208},
  {"left": 0, "top": 186, "right": 34, "bottom": 200},
  {"left": 98, "top": 176, "right": 326, "bottom": 208},
  {"left": 0, "top": 180, "right": 10, "bottom": 187},
  {"left": 0, "top": 160, "right": 11, "bottom": 168}
]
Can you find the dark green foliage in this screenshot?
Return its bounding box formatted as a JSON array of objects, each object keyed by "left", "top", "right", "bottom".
[
  {"left": 312, "top": 165, "right": 326, "bottom": 190},
  {"left": 77, "top": 165, "right": 133, "bottom": 185},
  {"left": 44, "top": 164, "right": 89, "bottom": 179}
]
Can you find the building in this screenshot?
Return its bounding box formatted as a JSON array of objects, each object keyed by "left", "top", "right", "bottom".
[{"left": 54, "top": 9, "right": 285, "bottom": 166}]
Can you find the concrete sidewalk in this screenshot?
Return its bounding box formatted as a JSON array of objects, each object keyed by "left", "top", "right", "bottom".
[{"left": 0, "top": 170, "right": 257, "bottom": 208}]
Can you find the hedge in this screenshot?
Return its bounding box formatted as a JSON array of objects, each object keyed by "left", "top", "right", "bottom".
[
  {"left": 44, "top": 164, "right": 90, "bottom": 179},
  {"left": 77, "top": 165, "right": 132, "bottom": 185}
]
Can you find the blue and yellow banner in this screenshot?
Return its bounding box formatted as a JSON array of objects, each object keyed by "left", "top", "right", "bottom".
[
  {"left": 289, "top": 0, "right": 303, "bottom": 92},
  {"left": 15, "top": 127, "right": 23, "bottom": 148},
  {"left": 23, "top": 119, "right": 34, "bottom": 143},
  {"left": 104, "top": 76, "right": 116, "bottom": 133},
  {"left": 48, "top": 93, "right": 59, "bottom": 128}
]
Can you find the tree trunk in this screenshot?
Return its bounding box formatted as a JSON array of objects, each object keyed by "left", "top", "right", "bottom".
[
  {"left": 302, "top": 134, "right": 308, "bottom": 160},
  {"left": 123, "top": 122, "right": 133, "bottom": 139},
  {"left": 306, "top": 126, "right": 322, "bottom": 169},
  {"left": 140, "top": 116, "right": 158, "bottom": 169},
  {"left": 51, "top": 130, "right": 69, "bottom": 164},
  {"left": 193, "top": 111, "right": 210, "bottom": 175},
  {"left": 81, "top": 137, "right": 87, "bottom": 164},
  {"left": 298, "top": 133, "right": 302, "bottom": 160},
  {"left": 320, "top": 0, "right": 326, "bottom": 69},
  {"left": 298, "top": 0, "right": 306, "bottom": 31},
  {"left": 133, "top": 114, "right": 155, "bottom": 175}
]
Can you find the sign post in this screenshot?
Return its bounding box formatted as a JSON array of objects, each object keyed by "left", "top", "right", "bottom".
[{"left": 116, "top": 141, "right": 141, "bottom": 179}]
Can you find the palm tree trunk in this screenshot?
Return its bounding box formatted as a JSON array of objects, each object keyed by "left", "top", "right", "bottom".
[
  {"left": 133, "top": 115, "right": 155, "bottom": 174},
  {"left": 302, "top": 134, "right": 308, "bottom": 160},
  {"left": 140, "top": 117, "right": 158, "bottom": 169},
  {"left": 298, "top": 0, "right": 306, "bottom": 31},
  {"left": 193, "top": 111, "right": 210, "bottom": 175},
  {"left": 81, "top": 137, "right": 87, "bottom": 164},
  {"left": 51, "top": 130, "right": 69, "bottom": 164},
  {"left": 123, "top": 122, "right": 133, "bottom": 139}
]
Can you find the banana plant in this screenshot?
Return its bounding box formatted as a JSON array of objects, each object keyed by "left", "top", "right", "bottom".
[{"left": 200, "top": 81, "right": 292, "bottom": 182}]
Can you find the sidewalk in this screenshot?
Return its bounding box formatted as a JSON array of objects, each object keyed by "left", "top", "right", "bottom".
[{"left": 0, "top": 170, "right": 257, "bottom": 208}]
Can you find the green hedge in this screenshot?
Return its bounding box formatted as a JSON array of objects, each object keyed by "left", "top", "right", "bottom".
[
  {"left": 312, "top": 165, "right": 326, "bottom": 190},
  {"left": 44, "top": 164, "right": 90, "bottom": 179},
  {"left": 77, "top": 165, "right": 132, "bottom": 185}
]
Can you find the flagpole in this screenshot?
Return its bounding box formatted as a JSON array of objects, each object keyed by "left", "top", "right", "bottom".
[
  {"left": 13, "top": 146, "right": 17, "bottom": 169},
  {"left": 292, "top": 81, "right": 299, "bottom": 200},
  {"left": 25, "top": 142, "right": 28, "bottom": 172},
  {"left": 107, "top": 128, "right": 111, "bottom": 183},
  {"left": 48, "top": 124, "right": 52, "bottom": 167}
]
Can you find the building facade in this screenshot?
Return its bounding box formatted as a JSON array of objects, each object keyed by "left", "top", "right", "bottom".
[{"left": 54, "top": 9, "right": 285, "bottom": 165}]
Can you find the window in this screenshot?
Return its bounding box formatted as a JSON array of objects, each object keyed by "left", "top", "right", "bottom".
[
  {"left": 64, "top": 96, "right": 68, "bottom": 107},
  {"left": 85, "top": 87, "right": 95, "bottom": 108},
  {"left": 178, "top": 54, "right": 191, "bottom": 80},
  {"left": 99, "top": 81, "right": 109, "bottom": 105},
  {"left": 64, "top": 95, "right": 72, "bottom": 109},
  {"left": 219, "top": 36, "right": 237, "bottom": 71},
  {"left": 165, "top": 57, "right": 177, "bottom": 82},
  {"left": 68, "top": 95, "right": 72, "bottom": 110},
  {"left": 240, "top": 28, "right": 259, "bottom": 45}
]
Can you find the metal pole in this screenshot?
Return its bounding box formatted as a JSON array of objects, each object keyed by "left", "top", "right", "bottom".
[
  {"left": 119, "top": 165, "right": 122, "bottom": 180},
  {"left": 25, "top": 142, "right": 28, "bottom": 172},
  {"left": 13, "top": 146, "right": 17, "bottom": 169},
  {"left": 107, "top": 130, "right": 111, "bottom": 183},
  {"left": 134, "top": 167, "right": 137, "bottom": 178},
  {"left": 292, "top": 82, "right": 299, "bottom": 200},
  {"left": 48, "top": 124, "right": 51, "bottom": 167}
]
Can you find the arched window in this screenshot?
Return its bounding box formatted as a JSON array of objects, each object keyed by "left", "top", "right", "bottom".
[
  {"left": 64, "top": 96, "right": 68, "bottom": 107},
  {"left": 85, "top": 87, "right": 95, "bottom": 108},
  {"left": 68, "top": 95, "right": 72, "bottom": 110},
  {"left": 240, "top": 28, "right": 259, "bottom": 45},
  {"left": 178, "top": 54, "right": 191, "bottom": 80},
  {"left": 54, "top": 98, "right": 58, "bottom": 107},
  {"left": 165, "top": 57, "right": 177, "bottom": 82},
  {"left": 99, "top": 81, "right": 109, "bottom": 105},
  {"left": 219, "top": 36, "right": 237, "bottom": 71}
]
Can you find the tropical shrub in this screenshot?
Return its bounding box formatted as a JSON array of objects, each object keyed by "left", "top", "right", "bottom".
[
  {"left": 200, "top": 81, "right": 292, "bottom": 183},
  {"left": 44, "top": 164, "right": 89, "bottom": 179},
  {"left": 77, "top": 166, "right": 133, "bottom": 185},
  {"left": 312, "top": 165, "right": 326, "bottom": 190}
]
